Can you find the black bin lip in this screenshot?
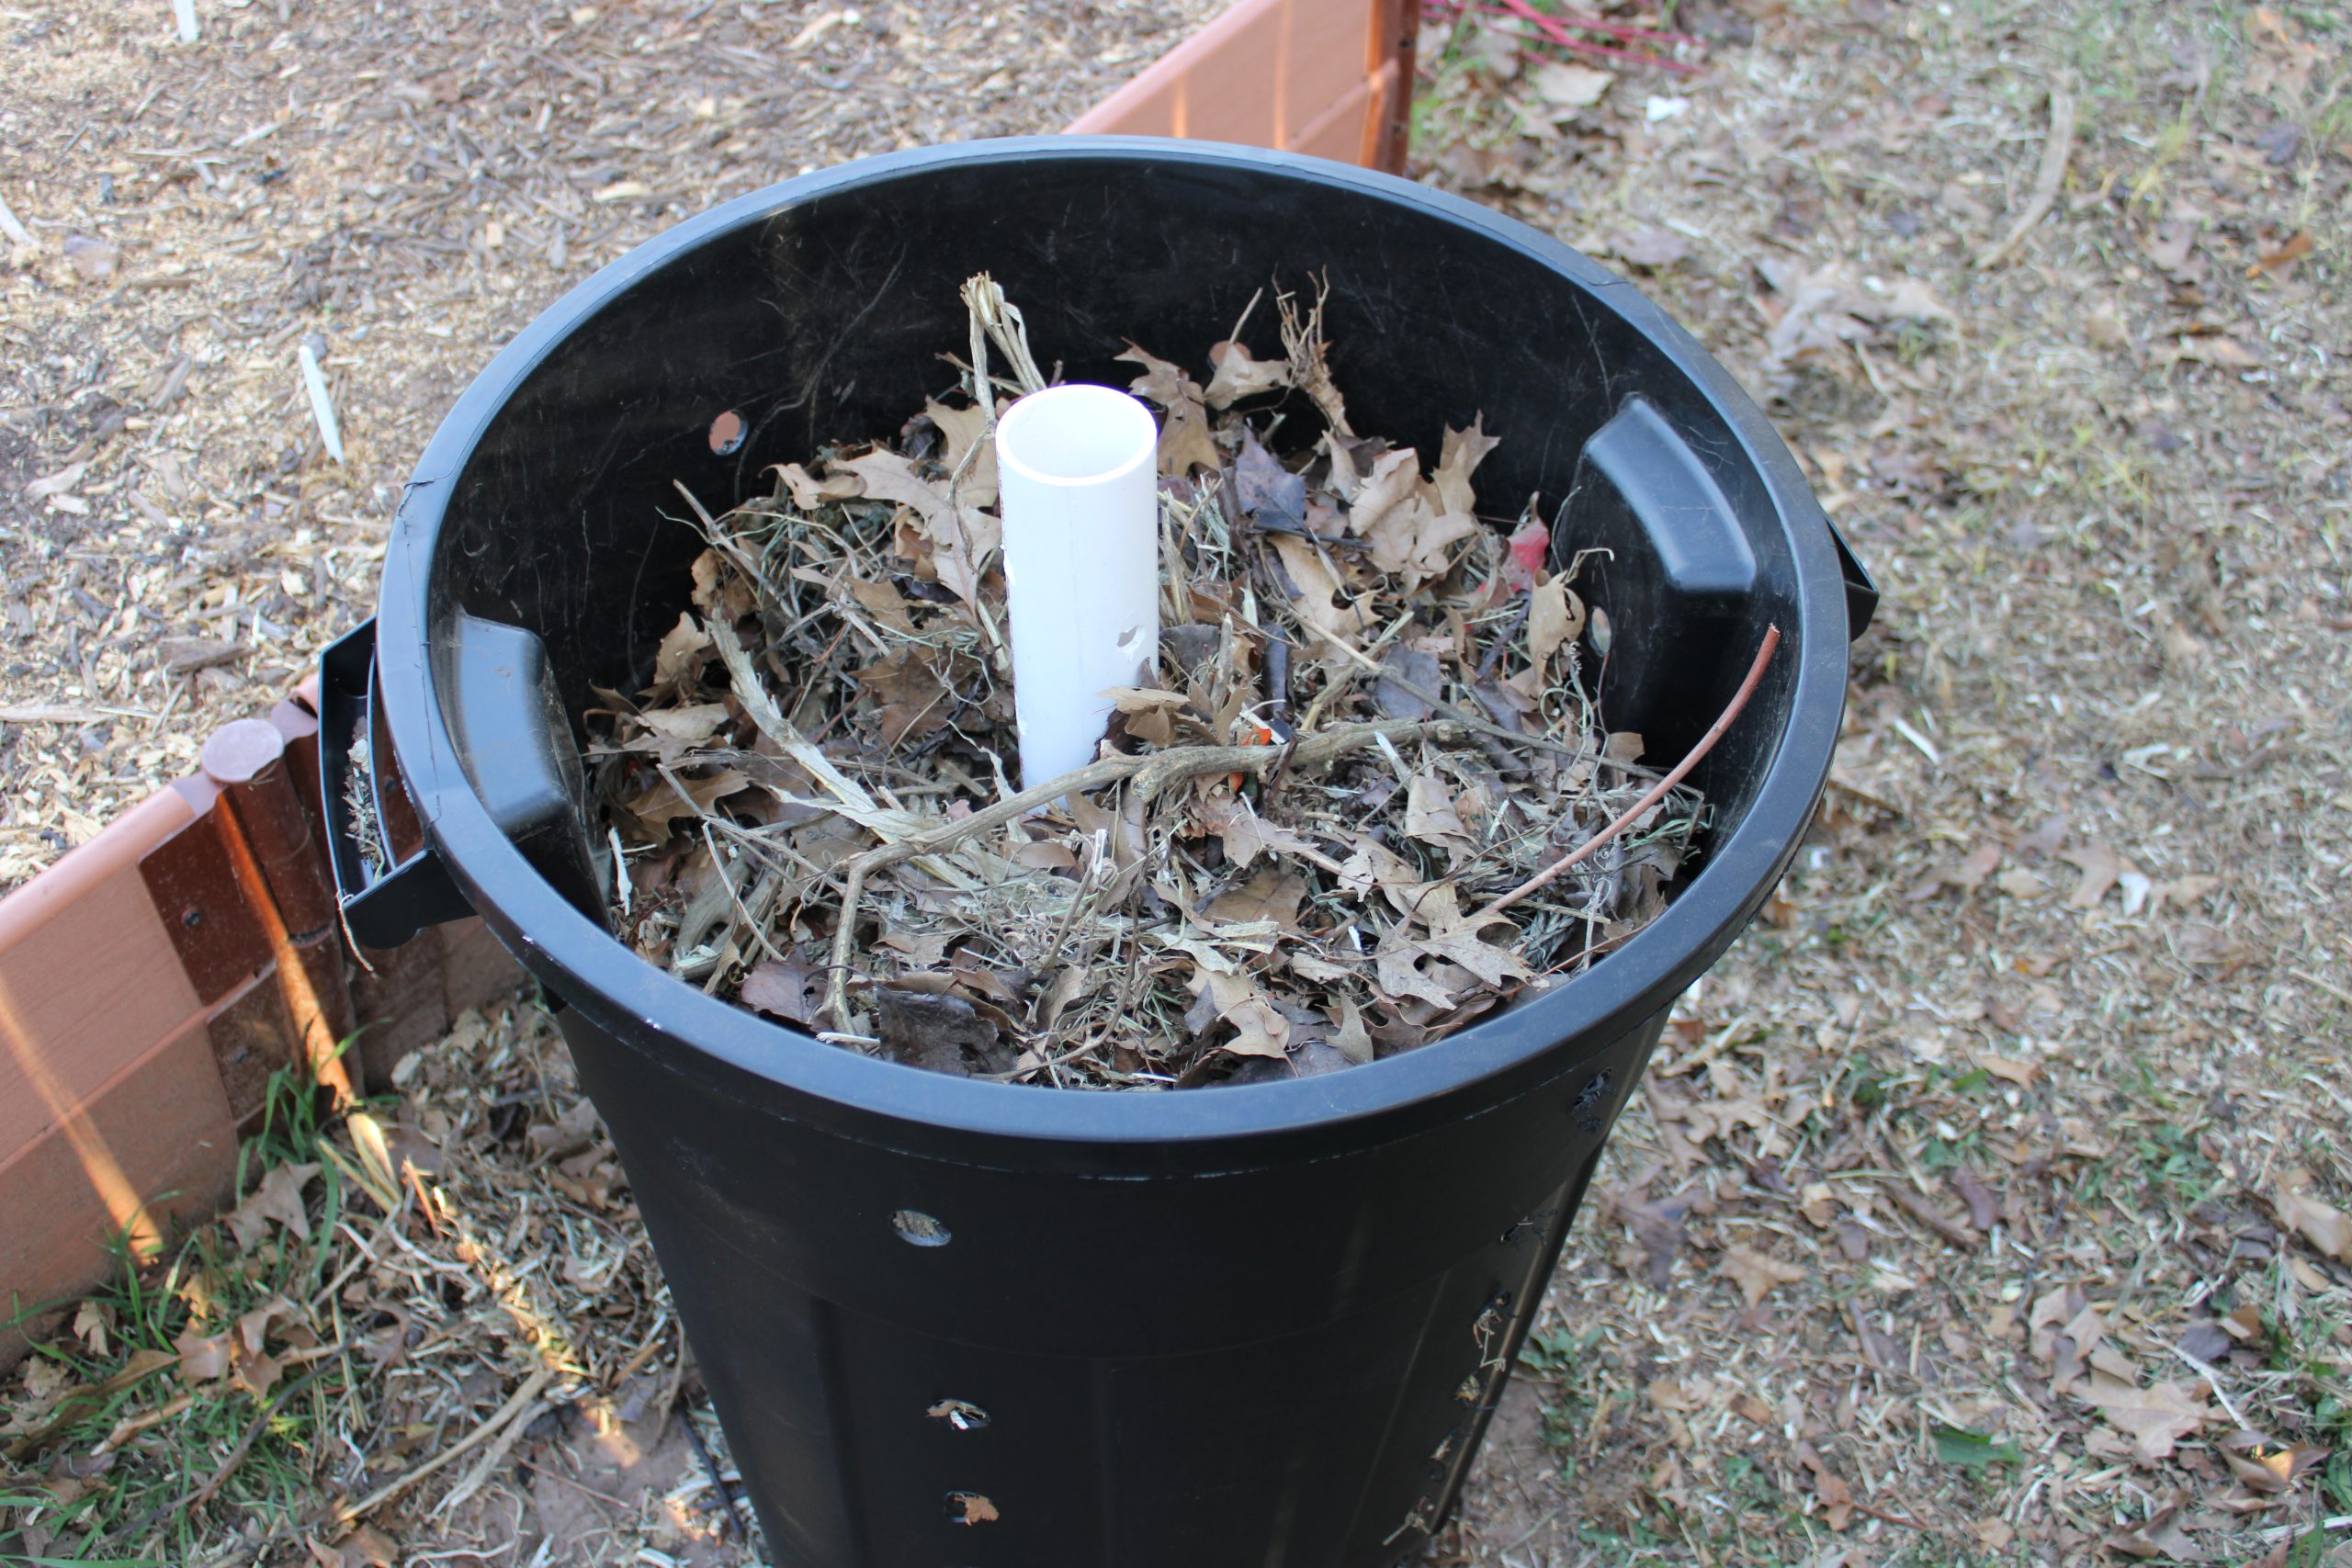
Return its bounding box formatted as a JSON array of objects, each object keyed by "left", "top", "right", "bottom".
[{"left": 376, "top": 136, "right": 1847, "bottom": 1151}]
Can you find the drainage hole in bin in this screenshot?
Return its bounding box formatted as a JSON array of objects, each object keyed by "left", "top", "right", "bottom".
[
  {"left": 927, "top": 1398, "right": 990, "bottom": 1432},
  {"left": 944, "top": 1490, "right": 1000, "bottom": 1525},
  {"left": 892, "top": 1209, "right": 951, "bottom": 1247},
  {"left": 708, "top": 409, "right": 746, "bottom": 454}
]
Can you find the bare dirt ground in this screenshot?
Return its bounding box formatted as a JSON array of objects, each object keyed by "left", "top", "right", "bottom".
[
  {"left": 6, "top": 0, "right": 2352, "bottom": 1565},
  {"left": 1419, "top": 1, "right": 2352, "bottom": 1563},
  {"left": 0, "top": 0, "right": 1215, "bottom": 889}
]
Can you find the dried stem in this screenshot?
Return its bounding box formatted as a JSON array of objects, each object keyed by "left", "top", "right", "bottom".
[
  {"left": 708, "top": 617, "right": 876, "bottom": 815},
  {"left": 823, "top": 718, "right": 1454, "bottom": 1028},
  {"left": 1473, "top": 624, "right": 1781, "bottom": 922},
  {"left": 1295, "top": 615, "right": 1632, "bottom": 769}
]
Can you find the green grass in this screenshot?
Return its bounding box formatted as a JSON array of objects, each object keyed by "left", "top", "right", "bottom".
[{"left": 1, "top": 1058, "right": 356, "bottom": 1565}]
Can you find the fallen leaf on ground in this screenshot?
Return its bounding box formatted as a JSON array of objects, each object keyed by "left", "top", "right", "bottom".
[
  {"left": 2273, "top": 1171, "right": 2352, "bottom": 1261},
  {"left": 2062, "top": 839, "right": 2120, "bottom": 908},
  {"left": 1272, "top": 534, "right": 1369, "bottom": 637},
  {"left": 325, "top": 1525, "right": 400, "bottom": 1567},
  {"left": 224, "top": 1163, "right": 320, "bottom": 1251},
  {"left": 1205, "top": 866, "right": 1308, "bottom": 930},
  {"left": 2248, "top": 230, "right": 2312, "bottom": 277},
  {"left": 1531, "top": 60, "right": 1613, "bottom": 108},
  {"left": 2220, "top": 1430, "right": 2331, "bottom": 1494},
  {"left": 1611, "top": 226, "right": 1690, "bottom": 269},
  {"left": 1430, "top": 418, "right": 1498, "bottom": 517},
  {"left": 2104, "top": 1496, "right": 2199, "bottom": 1560},
  {"left": 1794, "top": 1441, "right": 1854, "bottom": 1530},
  {"left": 1526, "top": 574, "right": 1585, "bottom": 666},
  {"left": 2075, "top": 1372, "right": 2214, "bottom": 1463},
  {"left": 1720, "top": 1244, "right": 1806, "bottom": 1306},
  {"left": 71, "top": 1301, "right": 112, "bottom": 1358},
  {"left": 1203, "top": 338, "right": 1292, "bottom": 408},
  {"left": 651, "top": 613, "right": 710, "bottom": 686},
  {"left": 174, "top": 1326, "right": 231, "bottom": 1382},
  {"left": 1119, "top": 344, "right": 1222, "bottom": 475}
]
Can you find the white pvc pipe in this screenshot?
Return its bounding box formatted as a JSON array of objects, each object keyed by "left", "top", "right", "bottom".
[{"left": 994, "top": 384, "right": 1161, "bottom": 790}]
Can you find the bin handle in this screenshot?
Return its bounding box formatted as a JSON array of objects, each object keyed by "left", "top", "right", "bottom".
[
  {"left": 1827, "top": 520, "right": 1877, "bottom": 639},
  {"left": 318, "top": 618, "right": 474, "bottom": 949}
]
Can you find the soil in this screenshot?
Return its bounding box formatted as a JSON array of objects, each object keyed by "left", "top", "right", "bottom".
[
  {"left": 0, "top": 0, "right": 1223, "bottom": 890},
  {"left": 1418, "top": 1, "right": 2352, "bottom": 1563}
]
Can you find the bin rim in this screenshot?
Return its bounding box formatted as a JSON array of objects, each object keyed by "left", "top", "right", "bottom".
[{"left": 376, "top": 135, "right": 1847, "bottom": 1148}]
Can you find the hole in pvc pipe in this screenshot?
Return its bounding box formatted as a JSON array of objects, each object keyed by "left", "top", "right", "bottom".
[
  {"left": 1115, "top": 625, "right": 1147, "bottom": 671},
  {"left": 891, "top": 1209, "right": 950, "bottom": 1247},
  {"left": 944, "top": 1490, "right": 1000, "bottom": 1525},
  {"left": 708, "top": 409, "right": 745, "bottom": 454},
  {"left": 926, "top": 1398, "right": 991, "bottom": 1432}
]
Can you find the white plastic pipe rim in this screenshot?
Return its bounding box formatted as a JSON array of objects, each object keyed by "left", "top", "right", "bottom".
[{"left": 993, "top": 384, "right": 1162, "bottom": 792}]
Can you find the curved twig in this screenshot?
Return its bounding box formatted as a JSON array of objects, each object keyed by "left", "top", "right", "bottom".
[{"left": 1473, "top": 624, "right": 1781, "bottom": 923}]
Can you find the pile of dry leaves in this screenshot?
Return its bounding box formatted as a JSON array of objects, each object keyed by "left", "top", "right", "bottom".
[{"left": 586, "top": 276, "right": 1717, "bottom": 1089}]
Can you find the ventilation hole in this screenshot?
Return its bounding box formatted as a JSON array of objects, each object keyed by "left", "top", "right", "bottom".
[
  {"left": 944, "top": 1490, "right": 1000, "bottom": 1526},
  {"left": 708, "top": 409, "right": 745, "bottom": 454},
  {"left": 1572, "top": 1069, "right": 1616, "bottom": 1133},
  {"left": 926, "top": 1398, "right": 991, "bottom": 1432},
  {"left": 891, "top": 1209, "right": 951, "bottom": 1247}
]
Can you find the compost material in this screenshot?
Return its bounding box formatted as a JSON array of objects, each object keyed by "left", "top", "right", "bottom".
[{"left": 584, "top": 278, "right": 1709, "bottom": 1089}]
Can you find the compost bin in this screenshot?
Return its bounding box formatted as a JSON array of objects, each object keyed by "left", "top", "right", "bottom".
[{"left": 321, "top": 138, "right": 1874, "bottom": 1567}]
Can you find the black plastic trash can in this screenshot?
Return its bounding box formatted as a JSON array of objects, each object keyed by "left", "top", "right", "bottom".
[{"left": 322, "top": 139, "right": 1872, "bottom": 1567}]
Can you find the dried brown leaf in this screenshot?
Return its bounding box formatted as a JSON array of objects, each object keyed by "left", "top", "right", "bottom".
[
  {"left": 174, "top": 1325, "right": 231, "bottom": 1382},
  {"left": 842, "top": 448, "right": 1001, "bottom": 604},
  {"left": 2075, "top": 1372, "right": 2213, "bottom": 1464},
  {"left": 1271, "top": 534, "right": 1368, "bottom": 637},
  {"left": 650, "top": 615, "right": 712, "bottom": 692},
  {"left": 2273, "top": 1171, "right": 2352, "bottom": 1261},
  {"left": 1530, "top": 60, "right": 1613, "bottom": 108},
  {"left": 1720, "top": 1243, "right": 1807, "bottom": 1307},
  {"left": 1203, "top": 338, "right": 1293, "bottom": 409},
  {"left": 1219, "top": 998, "right": 1294, "bottom": 1059},
  {"left": 1205, "top": 866, "right": 1309, "bottom": 930},
  {"left": 774, "top": 460, "right": 862, "bottom": 509},
  {"left": 2104, "top": 1496, "right": 2199, "bottom": 1560},
  {"left": 2062, "top": 839, "right": 2120, "bottom": 908},
  {"left": 1526, "top": 574, "right": 1585, "bottom": 667},
  {"left": 1118, "top": 344, "right": 1222, "bottom": 475},
  {"left": 1430, "top": 418, "right": 1498, "bottom": 516},
  {"left": 224, "top": 1162, "right": 319, "bottom": 1252},
  {"left": 741, "top": 950, "right": 828, "bottom": 1026},
  {"left": 1794, "top": 1441, "right": 1854, "bottom": 1530}
]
